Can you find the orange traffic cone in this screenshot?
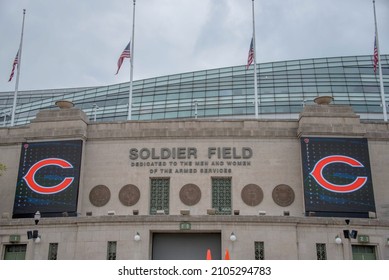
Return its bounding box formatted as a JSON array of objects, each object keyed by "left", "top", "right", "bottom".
[
  {"left": 224, "top": 249, "right": 230, "bottom": 260},
  {"left": 206, "top": 249, "right": 212, "bottom": 260}
]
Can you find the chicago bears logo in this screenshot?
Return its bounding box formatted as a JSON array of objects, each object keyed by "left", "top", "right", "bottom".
[
  {"left": 310, "top": 155, "right": 367, "bottom": 193},
  {"left": 23, "top": 158, "right": 74, "bottom": 194}
]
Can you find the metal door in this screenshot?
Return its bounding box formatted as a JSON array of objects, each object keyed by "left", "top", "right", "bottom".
[{"left": 152, "top": 233, "right": 221, "bottom": 260}]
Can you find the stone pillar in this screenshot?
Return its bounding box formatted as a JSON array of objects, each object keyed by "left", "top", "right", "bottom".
[
  {"left": 27, "top": 103, "right": 89, "bottom": 140},
  {"left": 297, "top": 104, "right": 365, "bottom": 138}
]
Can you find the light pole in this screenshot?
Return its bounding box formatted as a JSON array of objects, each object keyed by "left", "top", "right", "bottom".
[
  {"left": 26, "top": 211, "right": 42, "bottom": 259},
  {"left": 193, "top": 100, "right": 198, "bottom": 119},
  {"left": 92, "top": 104, "right": 99, "bottom": 122}
]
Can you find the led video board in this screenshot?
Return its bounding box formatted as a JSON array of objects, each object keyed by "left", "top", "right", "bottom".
[
  {"left": 12, "top": 140, "right": 83, "bottom": 218},
  {"left": 301, "top": 137, "right": 375, "bottom": 218}
]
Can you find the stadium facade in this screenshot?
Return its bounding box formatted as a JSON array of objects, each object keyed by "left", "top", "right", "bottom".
[
  {"left": 1, "top": 54, "right": 389, "bottom": 126},
  {"left": 0, "top": 55, "right": 389, "bottom": 260}
]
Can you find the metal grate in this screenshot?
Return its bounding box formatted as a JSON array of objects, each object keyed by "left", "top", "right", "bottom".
[
  {"left": 48, "top": 243, "right": 58, "bottom": 260},
  {"left": 212, "top": 177, "right": 232, "bottom": 215},
  {"left": 107, "top": 241, "right": 117, "bottom": 260},
  {"left": 254, "top": 241, "right": 265, "bottom": 260},
  {"left": 150, "top": 178, "right": 170, "bottom": 215},
  {"left": 316, "top": 243, "right": 327, "bottom": 260}
]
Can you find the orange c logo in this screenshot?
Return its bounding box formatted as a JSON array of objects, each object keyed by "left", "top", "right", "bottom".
[
  {"left": 23, "top": 158, "right": 74, "bottom": 194},
  {"left": 310, "top": 155, "right": 368, "bottom": 193}
]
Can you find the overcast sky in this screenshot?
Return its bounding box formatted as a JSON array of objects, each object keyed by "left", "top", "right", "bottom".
[{"left": 1, "top": 0, "right": 388, "bottom": 92}]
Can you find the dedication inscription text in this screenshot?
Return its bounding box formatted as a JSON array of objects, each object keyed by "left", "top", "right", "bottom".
[{"left": 129, "top": 147, "right": 253, "bottom": 175}]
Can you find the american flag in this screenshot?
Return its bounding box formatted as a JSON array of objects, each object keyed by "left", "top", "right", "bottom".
[
  {"left": 373, "top": 35, "right": 379, "bottom": 74},
  {"left": 246, "top": 38, "right": 254, "bottom": 70},
  {"left": 115, "top": 41, "right": 131, "bottom": 75},
  {"left": 8, "top": 50, "right": 19, "bottom": 82}
]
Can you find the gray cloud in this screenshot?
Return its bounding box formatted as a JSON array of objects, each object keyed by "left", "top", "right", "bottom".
[{"left": 1, "top": 0, "right": 388, "bottom": 92}]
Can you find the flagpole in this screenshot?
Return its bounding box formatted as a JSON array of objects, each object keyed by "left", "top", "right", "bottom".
[
  {"left": 251, "top": 0, "right": 259, "bottom": 119},
  {"left": 10, "top": 9, "right": 26, "bottom": 127},
  {"left": 128, "top": 0, "right": 136, "bottom": 121},
  {"left": 373, "top": 0, "right": 387, "bottom": 122}
]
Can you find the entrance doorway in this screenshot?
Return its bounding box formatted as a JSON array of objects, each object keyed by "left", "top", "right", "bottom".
[
  {"left": 352, "top": 245, "right": 377, "bottom": 260},
  {"left": 152, "top": 232, "right": 221, "bottom": 260},
  {"left": 3, "top": 244, "right": 27, "bottom": 260}
]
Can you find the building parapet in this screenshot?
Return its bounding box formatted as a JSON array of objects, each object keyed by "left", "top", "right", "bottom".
[{"left": 1, "top": 104, "right": 389, "bottom": 144}]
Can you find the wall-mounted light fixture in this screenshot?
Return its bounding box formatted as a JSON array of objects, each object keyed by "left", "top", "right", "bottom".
[
  {"left": 230, "top": 232, "right": 237, "bottom": 242},
  {"left": 27, "top": 230, "right": 41, "bottom": 243},
  {"left": 343, "top": 230, "right": 358, "bottom": 239},
  {"left": 34, "top": 211, "right": 41, "bottom": 225},
  {"left": 27, "top": 230, "right": 38, "bottom": 239},
  {"left": 134, "top": 232, "right": 141, "bottom": 242},
  {"left": 27, "top": 212, "right": 42, "bottom": 243},
  {"left": 335, "top": 235, "right": 342, "bottom": 245}
]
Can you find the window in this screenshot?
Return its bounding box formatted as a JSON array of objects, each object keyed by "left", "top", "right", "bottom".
[
  {"left": 211, "top": 177, "right": 231, "bottom": 215},
  {"left": 107, "top": 241, "right": 117, "bottom": 260},
  {"left": 150, "top": 178, "right": 170, "bottom": 215},
  {"left": 316, "top": 243, "right": 327, "bottom": 260},
  {"left": 48, "top": 243, "right": 58, "bottom": 260},
  {"left": 254, "top": 241, "right": 265, "bottom": 260}
]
